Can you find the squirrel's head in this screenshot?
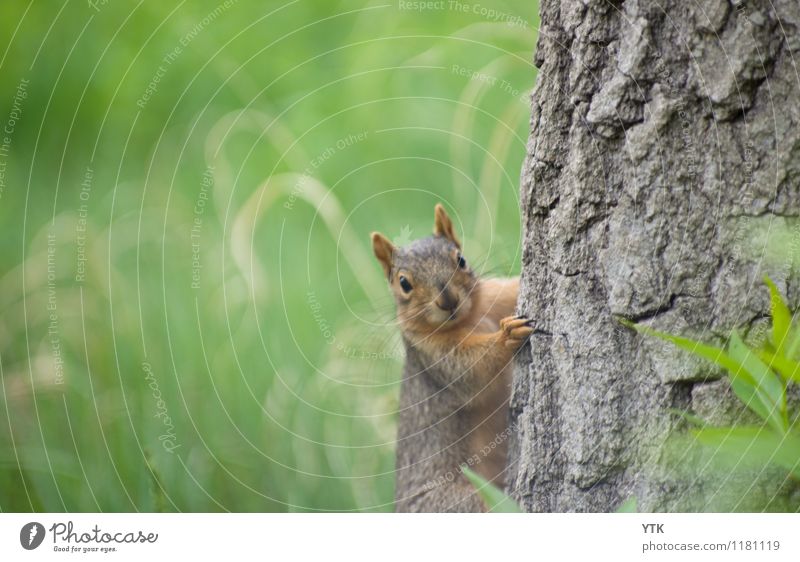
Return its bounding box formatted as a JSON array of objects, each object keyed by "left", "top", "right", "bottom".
[{"left": 371, "top": 204, "right": 478, "bottom": 331}]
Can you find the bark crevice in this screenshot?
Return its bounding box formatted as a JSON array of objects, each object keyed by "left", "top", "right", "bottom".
[{"left": 509, "top": 0, "right": 800, "bottom": 512}]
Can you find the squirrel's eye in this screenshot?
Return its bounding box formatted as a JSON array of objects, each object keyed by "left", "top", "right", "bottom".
[
  {"left": 457, "top": 253, "right": 467, "bottom": 269},
  {"left": 399, "top": 275, "right": 413, "bottom": 293}
]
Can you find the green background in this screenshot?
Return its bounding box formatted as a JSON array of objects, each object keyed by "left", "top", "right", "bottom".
[{"left": 0, "top": 0, "right": 537, "bottom": 511}]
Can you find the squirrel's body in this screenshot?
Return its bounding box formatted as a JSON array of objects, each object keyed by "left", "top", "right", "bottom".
[{"left": 371, "top": 205, "right": 531, "bottom": 512}]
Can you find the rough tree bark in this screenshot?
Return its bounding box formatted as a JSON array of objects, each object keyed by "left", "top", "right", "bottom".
[{"left": 508, "top": 0, "right": 800, "bottom": 511}]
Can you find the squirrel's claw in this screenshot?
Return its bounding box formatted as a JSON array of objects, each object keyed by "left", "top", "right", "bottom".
[{"left": 500, "top": 315, "right": 534, "bottom": 347}]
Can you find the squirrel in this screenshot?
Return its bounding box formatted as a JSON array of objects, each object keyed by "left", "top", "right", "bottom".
[{"left": 371, "top": 204, "right": 531, "bottom": 512}]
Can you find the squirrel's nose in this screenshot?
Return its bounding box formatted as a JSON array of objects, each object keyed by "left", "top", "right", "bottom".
[{"left": 435, "top": 288, "right": 459, "bottom": 312}]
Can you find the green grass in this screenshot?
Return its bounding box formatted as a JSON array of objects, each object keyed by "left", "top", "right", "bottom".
[
  {"left": 0, "top": 1, "right": 538, "bottom": 511},
  {"left": 624, "top": 278, "right": 800, "bottom": 510},
  {"left": 461, "top": 466, "right": 522, "bottom": 512}
]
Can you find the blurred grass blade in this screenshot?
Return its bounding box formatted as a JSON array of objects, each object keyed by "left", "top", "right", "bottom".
[
  {"left": 620, "top": 319, "right": 782, "bottom": 430},
  {"left": 783, "top": 283, "right": 800, "bottom": 357},
  {"left": 616, "top": 497, "right": 638, "bottom": 512},
  {"left": 786, "top": 328, "right": 800, "bottom": 361},
  {"left": 765, "top": 276, "right": 791, "bottom": 354},
  {"left": 759, "top": 349, "right": 800, "bottom": 382},
  {"left": 727, "top": 377, "right": 772, "bottom": 427},
  {"left": 693, "top": 426, "right": 800, "bottom": 479},
  {"left": 619, "top": 319, "right": 756, "bottom": 387},
  {"left": 461, "top": 466, "right": 522, "bottom": 513},
  {"left": 728, "top": 331, "right": 788, "bottom": 435}
]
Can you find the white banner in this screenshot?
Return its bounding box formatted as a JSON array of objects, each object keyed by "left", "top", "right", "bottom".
[{"left": 1, "top": 513, "right": 797, "bottom": 561}]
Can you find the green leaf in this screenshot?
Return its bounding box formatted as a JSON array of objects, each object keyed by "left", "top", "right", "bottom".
[
  {"left": 785, "top": 329, "right": 800, "bottom": 361},
  {"left": 728, "top": 332, "right": 787, "bottom": 434},
  {"left": 759, "top": 349, "right": 800, "bottom": 382},
  {"left": 693, "top": 426, "right": 800, "bottom": 479},
  {"left": 616, "top": 497, "right": 638, "bottom": 513},
  {"left": 727, "top": 376, "right": 772, "bottom": 426},
  {"left": 461, "top": 466, "right": 522, "bottom": 513},
  {"left": 620, "top": 320, "right": 754, "bottom": 385},
  {"left": 621, "top": 319, "right": 783, "bottom": 430},
  {"left": 765, "top": 276, "right": 792, "bottom": 354}
]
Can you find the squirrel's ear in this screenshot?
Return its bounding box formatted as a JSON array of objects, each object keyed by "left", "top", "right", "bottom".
[
  {"left": 433, "top": 204, "right": 461, "bottom": 248},
  {"left": 371, "top": 232, "right": 395, "bottom": 279}
]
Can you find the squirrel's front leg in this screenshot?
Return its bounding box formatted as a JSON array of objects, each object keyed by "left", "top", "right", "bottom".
[
  {"left": 453, "top": 315, "right": 533, "bottom": 360},
  {"left": 497, "top": 315, "right": 535, "bottom": 349},
  {"left": 425, "top": 315, "right": 533, "bottom": 390}
]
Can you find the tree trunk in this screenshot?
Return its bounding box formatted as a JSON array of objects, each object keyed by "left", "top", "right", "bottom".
[{"left": 508, "top": 0, "right": 800, "bottom": 512}]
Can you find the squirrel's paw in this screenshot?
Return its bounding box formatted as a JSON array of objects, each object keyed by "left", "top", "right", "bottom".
[{"left": 499, "top": 315, "right": 534, "bottom": 348}]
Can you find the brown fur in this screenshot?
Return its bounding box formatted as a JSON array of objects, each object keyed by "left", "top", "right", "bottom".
[{"left": 372, "top": 205, "right": 530, "bottom": 512}]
